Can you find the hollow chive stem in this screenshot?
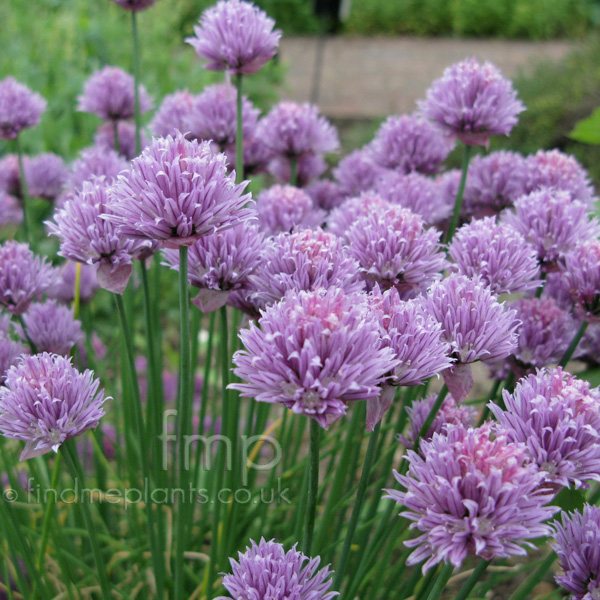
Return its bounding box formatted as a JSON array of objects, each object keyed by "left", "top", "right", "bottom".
[
  {"left": 302, "top": 419, "right": 321, "bottom": 556},
  {"left": 445, "top": 144, "right": 473, "bottom": 244}
]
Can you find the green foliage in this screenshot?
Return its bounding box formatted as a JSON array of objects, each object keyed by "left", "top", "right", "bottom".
[
  {"left": 570, "top": 106, "right": 600, "bottom": 144},
  {"left": 449, "top": 0, "right": 514, "bottom": 37}
]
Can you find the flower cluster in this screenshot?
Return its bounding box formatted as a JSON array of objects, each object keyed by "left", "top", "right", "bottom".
[{"left": 0, "top": 77, "right": 46, "bottom": 140}]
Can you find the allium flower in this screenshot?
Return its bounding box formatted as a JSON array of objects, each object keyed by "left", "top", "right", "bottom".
[
  {"left": 435, "top": 169, "right": 461, "bottom": 220},
  {"left": 419, "top": 58, "right": 525, "bottom": 147},
  {"left": 0, "top": 77, "right": 46, "bottom": 140},
  {"left": 188, "top": 83, "right": 259, "bottom": 151},
  {"left": 461, "top": 151, "right": 528, "bottom": 219},
  {"left": 163, "top": 222, "right": 264, "bottom": 312},
  {"left": 491, "top": 368, "right": 600, "bottom": 489},
  {"left": 305, "top": 180, "right": 346, "bottom": 212},
  {"left": 150, "top": 90, "right": 195, "bottom": 138},
  {"left": 398, "top": 393, "right": 477, "bottom": 449},
  {"left": 225, "top": 133, "right": 272, "bottom": 176},
  {"left": 256, "top": 184, "right": 325, "bottom": 235},
  {"left": 553, "top": 505, "right": 600, "bottom": 600},
  {"left": 49, "top": 262, "right": 99, "bottom": 305},
  {"left": 217, "top": 538, "right": 338, "bottom": 600},
  {"left": 0, "top": 353, "right": 106, "bottom": 460},
  {"left": 77, "top": 66, "right": 152, "bottom": 121},
  {"left": 248, "top": 228, "right": 364, "bottom": 310},
  {"left": 187, "top": 0, "right": 281, "bottom": 75},
  {"left": 561, "top": 240, "right": 600, "bottom": 323},
  {"left": 95, "top": 121, "right": 149, "bottom": 160},
  {"left": 503, "top": 187, "right": 600, "bottom": 267},
  {"left": 268, "top": 153, "right": 327, "bottom": 187},
  {"left": 525, "top": 149, "right": 595, "bottom": 204},
  {"left": 0, "top": 335, "right": 26, "bottom": 385},
  {"left": 48, "top": 178, "right": 148, "bottom": 294},
  {"left": 107, "top": 133, "right": 253, "bottom": 248},
  {"left": 0, "top": 242, "right": 55, "bottom": 316},
  {"left": 258, "top": 102, "right": 339, "bottom": 160},
  {"left": 387, "top": 423, "right": 555, "bottom": 572},
  {"left": 231, "top": 287, "right": 397, "bottom": 428},
  {"left": 24, "top": 153, "right": 67, "bottom": 201},
  {"left": 369, "top": 114, "right": 453, "bottom": 174},
  {"left": 110, "top": 0, "right": 158, "bottom": 10},
  {"left": 0, "top": 191, "right": 22, "bottom": 228},
  {"left": 449, "top": 217, "right": 540, "bottom": 294},
  {"left": 0, "top": 154, "right": 20, "bottom": 197},
  {"left": 326, "top": 192, "right": 391, "bottom": 239},
  {"left": 375, "top": 170, "right": 452, "bottom": 225},
  {"left": 22, "top": 301, "right": 82, "bottom": 356},
  {"left": 333, "top": 148, "right": 382, "bottom": 197},
  {"left": 346, "top": 205, "right": 446, "bottom": 296},
  {"left": 68, "top": 146, "right": 128, "bottom": 190}
]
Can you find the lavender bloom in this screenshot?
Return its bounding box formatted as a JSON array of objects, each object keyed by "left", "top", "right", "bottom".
[
  {"left": 188, "top": 83, "right": 259, "bottom": 151},
  {"left": 24, "top": 153, "right": 67, "bottom": 201},
  {"left": 259, "top": 101, "right": 339, "bottom": 161},
  {"left": 0, "top": 353, "right": 106, "bottom": 460},
  {"left": 163, "top": 222, "right": 264, "bottom": 312},
  {"left": 369, "top": 114, "right": 453, "bottom": 174},
  {"left": 0, "top": 242, "right": 55, "bottom": 316},
  {"left": 346, "top": 205, "right": 446, "bottom": 296},
  {"left": 419, "top": 58, "right": 525, "bottom": 147},
  {"left": 78, "top": 66, "right": 152, "bottom": 121},
  {"left": 0, "top": 191, "right": 22, "bottom": 228},
  {"left": 0, "top": 77, "right": 46, "bottom": 140},
  {"left": 375, "top": 170, "right": 452, "bottom": 225},
  {"left": 49, "top": 262, "right": 99, "bottom": 305},
  {"left": 449, "top": 217, "right": 541, "bottom": 294},
  {"left": 225, "top": 132, "right": 272, "bottom": 176},
  {"left": 0, "top": 335, "right": 26, "bottom": 385},
  {"left": 326, "top": 192, "right": 391, "bottom": 239},
  {"left": 552, "top": 505, "right": 600, "bottom": 600},
  {"left": 305, "top": 180, "right": 346, "bottom": 212},
  {"left": 268, "top": 153, "right": 327, "bottom": 187},
  {"left": 333, "top": 148, "right": 382, "bottom": 197},
  {"left": 503, "top": 187, "right": 600, "bottom": 267},
  {"left": 110, "top": 0, "right": 158, "bottom": 10},
  {"left": 22, "top": 301, "right": 82, "bottom": 356},
  {"left": 107, "top": 133, "right": 253, "bottom": 248},
  {"left": 525, "top": 149, "right": 595, "bottom": 204},
  {"left": 491, "top": 368, "right": 600, "bottom": 489},
  {"left": 187, "top": 0, "right": 281, "bottom": 75},
  {"left": 561, "top": 240, "right": 600, "bottom": 323},
  {"left": 231, "top": 287, "right": 397, "bottom": 428},
  {"left": 150, "top": 90, "right": 195, "bottom": 138},
  {"left": 68, "top": 146, "right": 129, "bottom": 190},
  {"left": 0, "top": 154, "right": 21, "bottom": 197},
  {"left": 217, "top": 538, "right": 338, "bottom": 600},
  {"left": 256, "top": 184, "right": 326, "bottom": 235},
  {"left": 461, "top": 151, "right": 528, "bottom": 219},
  {"left": 435, "top": 169, "right": 462, "bottom": 220},
  {"left": 387, "top": 423, "right": 555, "bottom": 572},
  {"left": 248, "top": 228, "right": 364, "bottom": 310},
  {"left": 95, "top": 121, "right": 149, "bottom": 160}
]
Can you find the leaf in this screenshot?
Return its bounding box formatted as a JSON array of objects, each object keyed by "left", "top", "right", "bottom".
[{"left": 569, "top": 107, "right": 600, "bottom": 145}]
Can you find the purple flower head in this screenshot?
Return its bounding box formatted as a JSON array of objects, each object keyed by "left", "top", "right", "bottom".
[
  {"left": 49, "top": 262, "right": 99, "bottom": 305},
  {"left": 375, "top": 170, "right": 452, "bottom": 225},
  {"left": 0, "top": 77, "right": 46, "bottom": 140},
  {"left": 0, "top": 191, "right": 22, "bottom": 228},
  {"left": 268, "top": 153, "right": 327, "bottom": 187},
  {"left": 259, "top": 101, "right": 339, "bottom": 160},
  {"left": 24, "top": 153, "right": 67, "bottom": 201},
  {"left": 525, "top": 149, "right": 595, "bottom": 204},
  {"left": 305, "top": 180, "right": 346, "bottom": 212},
  {"left": 163, "top": 222, "right": 264, "bottom": 312},
  {"left": 552, "top": 505, "right": 600, "bottom": 600},
  {"left": 107, "top": 132, "right": 254, "bottom": 248},
  {"left": 188, "top": 83, "right": 259, "bottom": 151},
  {"left": 449, "top": 217, "right": 541, "bottom": 294},
  {"left": 217, "top": 538, "right": 338, "bottom": 600},
  {"left": 68, "top": 146, "right": 129, "bottom": 191},
  {"left": 398, "top": 392, "right": 477, "bottom": 449},
  {"left": 369, "top": 114, "right": 454, "bottom": 174},
  {"left": 47, "top": 178, "right": 148, "bottom": 294},
  {"left": 150, "top": 90, "right": 195, "bottom": 138},
  {"left": 0, "top": 242, "right": 55, "bottom": 316},
  {"left": 231, "top": 287, "right": 397, "bottom": 428},
  {"left": 346, "top": 204, "right": 447, "bottom": 296},
  {"left": 503, "top": 187, "right": 600, "bottom": 267},
  {"left": 333, "top": 148, "right": 382, "bottom": 197},
  {"left": 22, "top": 301, "right": 82, "bottom": 357},
  {"left": 434, "top": 169, "right": 461, "bottom": 220},
  {"left": 248, "top": 227, "right": 364, "bottom": 310},
  {"left": 326, "top": 192, "right": 391, "bottom": 239},
  {"left": 461, "top": 150, "right": 528, "bottom": 219},
  {"left": 110, "top": 0, "right": 158, "bottom": 11},
  {"left": 387, "top": 423, "right": 556, "bottom": 572},
  {"left": 256, "top": 184, "right": 326, "bottom": 235},
  {"left": 0, "top": 335, "right": 26, "bottom": 385},
  {"left": 187, "top": 0, "right": 281, "bottom": 75},
  {"left": 0, "top": 154, "right": 21, "bottom": 197},
  {"left": 419, "top": 58, "right": 525, "bottom": 147},
  {"left": 78, "top": 67, "right": 152, "bottom": 121},
  {"left": 561, "top": 240, "right": 600, "bottom": 324},
  {"left": 225, "top": 132, "right": 272, "bottom": 176},
  {"left": 0, "top": 353, "right": 107, "bottom": 460},
  {"left": 491, "top": 368, "right": 600, "bottom": 490},
  {"left": 95, "top": 120, "right": 149, "bottom": 160}
]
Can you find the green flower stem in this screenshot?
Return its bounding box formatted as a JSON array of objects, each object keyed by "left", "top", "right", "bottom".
[
  {"left": 18, "top": 314, "right": 37, "bottom": 354},
  {"left": 113, "top": 121, "right": 121, "bottom": 155},
  {"left": 413, "top": 384, "right": 448, "bottom": 455},
  {"left": 453, "top": 559, "right": 491, "bottom": 600},
  {"left": 426, "top": 561, "right": 454, "bottom": 600},
  {"left": 15, "top": 135, "right": 30, "bottom": 243},
  {"left": 235, "top": 73, "right": 244, "bottom": 184},
  {"left": 290, "top": 159, "right": 298, "bottom": 186},
  {"left": 332, "top": 421, "right": 381, "bottom": 589},
  {"left": 131, "top": 11, "right": 142, "bottom": 156},
  {"left": 445, "top": 144, "right": 473, "bottom": 244},
  {"left": 302, "top": 419, "right": 321, "bottom": 556},
  {"left": 507, "top": 551, "right": 556, "bottom": 600},
  {"left": 73, "top": 263, "right": 82, "bottom": 320},
  {"left": 476, "top": 378, "right": 501, "bottom": 426},
  {"left": 559, "top": 320, "right": 589, "bottom": 368}
]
